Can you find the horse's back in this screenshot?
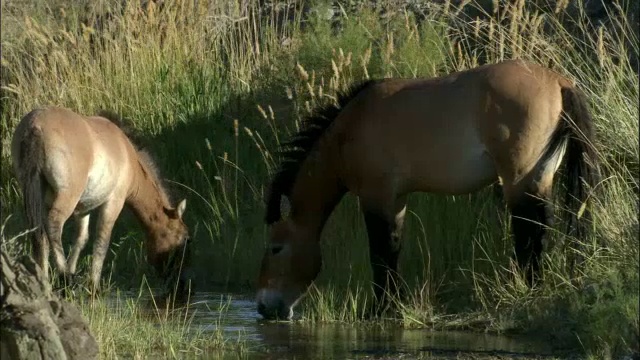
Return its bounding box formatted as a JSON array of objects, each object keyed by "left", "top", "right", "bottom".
[
  {"left": 13, "top": 106, "right": 135, "bottom": 164},
  {"left": 11, "top": 106, "right": 135, "bottom": 212},
  {"left": 12, "top": 106, "right": 89, "bottom": 168},
  {"left": 333, "top": 60, "right": 574, "bottom": 201}
]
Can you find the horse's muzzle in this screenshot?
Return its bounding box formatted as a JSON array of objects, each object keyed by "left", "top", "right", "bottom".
[
  {"left": 257, "top": 301, "right": 292, "bottom": 320},
  {"left": 256, "top": 289, "right": 293, "bottom": 320}
]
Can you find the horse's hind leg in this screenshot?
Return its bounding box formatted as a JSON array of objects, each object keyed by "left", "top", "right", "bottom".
[
  {"left": 508, "top": 191, "right": 553, "bottom": 286},
  {"left": 33, "top": 229, "right": 51, "bottom": 282},
  {"left": 46, "top": 192, "right": 82, "bottom": 285},
  {"left": 362, "top": 196, "right": 408, "bottom": 315},
  {"left": 67, "top": 213, "right": 91, "bottom": 276},
  {"left": 503, "top": 168, "right": 556, "bottom": 287}
]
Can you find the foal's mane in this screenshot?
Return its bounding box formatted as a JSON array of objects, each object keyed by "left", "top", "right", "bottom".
[
  {"left": 96, "top": 109, "right": 173, "bottom": 204},
  {"left": 264, "top": 79, "right": 377, "bottom": 225}
]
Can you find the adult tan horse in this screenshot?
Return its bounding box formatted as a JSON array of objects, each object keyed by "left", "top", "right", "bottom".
[
  {"left": 11, "top": 106, "right": 192, "bottom": 296},
  {"left": 256, "top": 59, "right": 599, "bottom": 320}
]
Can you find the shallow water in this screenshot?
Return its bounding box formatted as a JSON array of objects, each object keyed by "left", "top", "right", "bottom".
[{"left": 110, "top": 291, "right": 565, "bottom": 359}]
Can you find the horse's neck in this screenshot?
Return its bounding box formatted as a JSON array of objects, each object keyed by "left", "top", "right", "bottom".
[
  {"left": 290, "top": 160, "right": 346, "bottom": 236},
  {"left": 126, "top": 162, "right": 170, "bottom": 232}
]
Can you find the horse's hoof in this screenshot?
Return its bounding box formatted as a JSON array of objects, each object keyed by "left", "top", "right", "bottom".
[
  {"left": 363, "top": 308, "right": 377, "bottom": 320},
  {"left": 54, "top": 273, "right": 69, "bottom": 287},
  {"left": 87, "top": 283, "right": 104, "bottom": 300},
  {"left": 364, "top": 304, "right": 385, "bottom": 320},
  {"left": 161, "top": 290, "right": 191, "bottom": 309},
  {"left": 364, "top": 301, "right": 403, "bottom": 321},
  {"left": 70, "top": 272, "right": 84, "bottom": 283},
  {"left": 51, "top": 274, "right": 74, "bottom": 294}
]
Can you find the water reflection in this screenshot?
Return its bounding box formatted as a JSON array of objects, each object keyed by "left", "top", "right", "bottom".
[
  {"left": 108, "top": 291, "right": 559, "bottom": 359},
  {"left": 253, "top": 323, "right": 556, "bottom": 359}
]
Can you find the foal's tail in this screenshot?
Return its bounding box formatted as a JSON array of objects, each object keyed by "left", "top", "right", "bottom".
[
  {"left": 16, "top": 117, "right": 47, "bottom": 246},
  {"left": 558, "top": 86, "right": 600, "bottom": 242}
]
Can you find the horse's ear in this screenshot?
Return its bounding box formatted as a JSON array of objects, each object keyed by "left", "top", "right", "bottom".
[
  {"left": 176, "top": 199, "right": 187, "bottom": 219},
  {"left": 280, "top": 195, "right": 291, "bottom": 218},
  {"left": 166, "top": 199, "right": 187, "bottom": 219}
]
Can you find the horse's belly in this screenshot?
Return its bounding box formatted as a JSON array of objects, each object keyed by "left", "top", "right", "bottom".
[
  {"left": 409, "top": 136, "right": 498, "bottom": 195},
  {"left": 77, "top": 154, "right": 119, "bottom": 213},
  {"left": 428, "top": 152, "right": 497, "bottom": 194}
]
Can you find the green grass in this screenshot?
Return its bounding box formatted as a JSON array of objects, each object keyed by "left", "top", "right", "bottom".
[
  {"left": 1, "top": 221, "right": 247, "bottom": 359},
  {"left": 74, "top": 290, "right": 247, "bottom": 359},
  {"left": 1, "top": 0, "right": 638, "bottom": 358}
]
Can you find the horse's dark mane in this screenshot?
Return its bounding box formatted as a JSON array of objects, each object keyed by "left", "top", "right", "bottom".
[
  {"left": 265, "top": 79, "right": 378, "bottom": 225},
  {"left": 136, "top": 149, "right": 172, "bottom": 203},
  {"left": 96, "top": 109, "right": 143, "bottom": 146},
  {"left": 96, "top": 109, "right": 174, "bottom": 204}
]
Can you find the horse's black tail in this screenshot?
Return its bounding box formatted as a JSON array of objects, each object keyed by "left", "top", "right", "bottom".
[
  {"left": 15, "top": 112, "right": 48, "bottom": 262},
  {"left": 559, "top": 86, "right": 600, "bottom": 245}
]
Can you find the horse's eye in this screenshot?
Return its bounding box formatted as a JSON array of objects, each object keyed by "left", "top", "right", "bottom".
[{"left": 271, "top": 244, "right": 284, "bottom": 255}]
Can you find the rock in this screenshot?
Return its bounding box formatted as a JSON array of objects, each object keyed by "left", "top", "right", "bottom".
[{"left": 0, "top": 250, "right": 99, "bottom": 360}]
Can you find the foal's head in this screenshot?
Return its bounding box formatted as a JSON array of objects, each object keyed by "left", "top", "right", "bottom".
[
  {"left": 147, "top": 199, "right": 193, "bottom": 298},
  {"left": 131, "top": 148, "right": 193, "bottom": 299},
  {"left": 256, "top": 196, "right": 322, "bottom": 320}
]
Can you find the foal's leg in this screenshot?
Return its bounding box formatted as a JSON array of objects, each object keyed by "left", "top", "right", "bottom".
[
  {"left": 33, "top": 228, "right": 51, "bottom": 282},
  {"left": 363, "top": 197, "right": 408, "bottom": 315},
  {"left": 67, "top": 213, "right": 91, "bottom": 275},
  {"left": 90, "top": 198, "right": 126, "bottom": 294},
  {"left": 46, "top": 192, "right": 83, "bottom": 280}
]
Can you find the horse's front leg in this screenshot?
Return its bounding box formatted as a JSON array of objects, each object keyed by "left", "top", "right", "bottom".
[
  {"left": 89, "top": 198, "right": 125, "bottom": 295},
  {"left": 67, "top": 213, "right": 91, "bottom": 276},
  {"left": 362, "top": 196, "right": 407, "bottom": 317}
]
